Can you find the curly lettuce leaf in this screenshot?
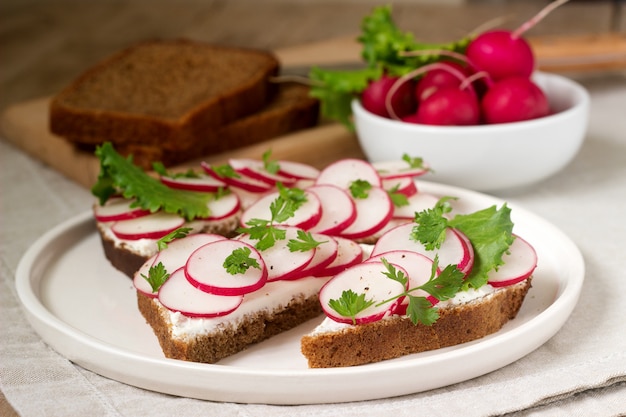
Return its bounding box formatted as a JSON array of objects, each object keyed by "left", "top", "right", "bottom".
[{"left": 92, "top": 142, "right": 212, "bottom": 221}]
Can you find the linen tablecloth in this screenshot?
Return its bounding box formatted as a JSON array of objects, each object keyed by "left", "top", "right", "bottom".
[{"left": 1, "top": 74, "right": 625, "bottom": 416}]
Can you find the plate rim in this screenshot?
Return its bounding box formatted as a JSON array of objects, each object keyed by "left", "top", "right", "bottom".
[{"left": 14, "top": 181, "right": 585, "bottom": 404}]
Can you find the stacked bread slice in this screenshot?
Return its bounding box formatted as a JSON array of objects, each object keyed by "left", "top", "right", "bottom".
[{"left": 49, "top": 39, "right": 319, "bottom": 169}]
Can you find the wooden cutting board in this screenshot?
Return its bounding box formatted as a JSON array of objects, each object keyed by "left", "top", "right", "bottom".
[{"left": 2, "top": 33, "right": 624, "bottom": 189}]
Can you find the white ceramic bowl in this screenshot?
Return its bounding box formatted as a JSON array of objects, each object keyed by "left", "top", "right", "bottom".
[{"left": 353, "top": 72, "right": 590, "bottom": 192}]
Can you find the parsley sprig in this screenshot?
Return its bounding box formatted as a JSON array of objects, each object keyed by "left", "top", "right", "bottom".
[
  {"left": 376, "top": 257, "right": 465, "bottom": 326},
  {"left": 141, "top": 262, "right": 170, "bottom": 292},
  {"left": 327, "top": 257, "right": 465, "bottom": 326},
  {"left": 262, "top": 149, "right": 280, "bottom": 175},
  {"left": 223, "top": 246, "right": 262, "bottom": 275},
  {"left": 237, "top": 184, "right": 309, "bottom": 250},
  {"left": 328, "top": 290, "right": 375, "bottom": 325},
  {"left": 349, "top": 179, "right": 372, "bottom": 199}
]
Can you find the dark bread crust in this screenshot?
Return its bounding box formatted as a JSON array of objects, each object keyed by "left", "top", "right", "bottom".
[
  {"left": 112, "top": 83, "right": 320, "bottom": 169},
  {"left": 99, "top": 230, "right": 149, "bottom": 278},
  {"left": 50, "top": 39, "right": 280, "bottom": 152},
  {"left": 300, "top": 278, "right": 533, "bottom": 368},
  {"left": 137, "top": 290, "right": 323, "bottom": 364}
]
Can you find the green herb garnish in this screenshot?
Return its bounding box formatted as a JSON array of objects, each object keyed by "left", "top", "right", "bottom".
[
  {"left": 223, "top": 246, "right": 261, "bottom": 275},
  {"left": 142, "top": 262, "right": 170, "bottom": 292},
  {"left": 309, "top": 5, "right": 470, "bottom": 127},
  {"left": 378, "top": 257, "right": 465, "bottom": 326},
  {"left": 156, "top": 227, "right": 192, "bottom": 251},
  {"left": 328, "top": 289, "right": 376, "bottom": 325},
  {"left": 287, "top": 230, "right": 326, "bottom": 252},
  {"left": 387, "top": 183, "right": 409, "bottom": 207},
  {"left": 412, "top": 198, "right": 515, "bottom": 289},
  {"left": 92, "top": 143, "right": 212, "bottom": 220},
  {"left": 237, "top": 184, "right": 308, "bottom": 250},
  {"left": 262, "top": 149, "right": 280, "bottom": 175},
  {"left": 349, "top": 179, "right": 372, "bottom": 199}
]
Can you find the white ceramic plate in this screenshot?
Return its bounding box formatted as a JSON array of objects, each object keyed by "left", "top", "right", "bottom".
[{"left": 15, "top": 182, "right": 584, "bottom": 405}]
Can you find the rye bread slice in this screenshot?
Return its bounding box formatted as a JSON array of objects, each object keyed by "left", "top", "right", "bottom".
[
  {"left": 111, "top": 83, "right": 320, "bottom": 169},
  {"left": 50, "top": 39, "right": 280, "bottom": 152}
]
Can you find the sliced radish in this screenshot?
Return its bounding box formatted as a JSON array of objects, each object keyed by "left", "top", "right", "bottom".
[
  {"left": 382, "top": 176, "right": 418, "bottom": 197},
  {"left": 229, "top": 187, "right": 270, "bottom": 210},
  {"left": 229, "top": 158, "right": 297, "bottom": 186},
  {"left": 133, "top": 255, "right": 159, "bottom": 297},
  {"left": 185, "top": 240, "right": 267, "bottom": 296},
  {"left": 367, "top": 250, "right": 440, "bottom": 310},
  {"left": 298, "top": 234, "right": 339, "bottom": 277},
  {"left": 392, "top": 192, "right": 440, "bottom": 220},
  {"left": 339, "top": 186, "right": 393, "bottom": 240},
  {"left": 201, "top": 161, "right": 273, "bottom": 193},
  {"left": 93, "top": 197, "right": 151, "bottom": 222},
  {"left": 371, "top": 223, "right": 473, "bottom": 274},
  {"left": 276, "top": 160, "right": 320, "bottom": 180},
  {"left": 319, "top": 261, "right": 408, "bottom": 325},
  {"left": 237, "top": 226, "right": 315, "bottom": 281},
  {"left": 372, "top": 159, "right": 430, "bottom": 180},
  {"left": 315, "top": 158, "right": 382, "bottom": 189},
  {"left": 111, "top": 212, "right": 185, "bottom": 240},
  {"left": 306, "top": 184, "right": 357, "bottom": 235},
  {"left": 314, "top": 236, "right": 364, "bottom": 277},
  {"left": 204, "top": 192, "right": 241, "bottom": 220},
  {"left": 487, "top": 235, "right": 537, "bottom": 287},
  {"left": 240, "top": 190, "right": 322, "bottom": 230},
  {"left": 160, "top": 173, "right": 227, "bottom": 192},
  {"left": 133, "top": 233, "right": 227, "bottom": 297},
  {"left": 158, "top": 268, "right": 243, "bottom": 318}
]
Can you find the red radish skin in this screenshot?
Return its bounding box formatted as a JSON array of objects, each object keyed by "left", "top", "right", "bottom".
[
  {"left": 298, "top": 234, "right": 340, "bottom": 277},
  {"left": 373, "top": 160, "right": 430, "bottom": 181},
  {"left": 276, "top": 160, "right": 320, "bottom": 180},
  {"left": 411, "top": 87, "right": 481, "bottom": 126},
  {"left": 158, "top": 268, "right": 244, "bottom": 318},
  {"left": 185, "top": 240, "right": 268, "bottom": 296},
  {"left": 382, "top": 177, "right": 418, "bottom": 198},
  {"left": 466, "top": 30, "right": 535, "bottom": 81},
  {"left": 229, "top": 158, "right": 297, "bottom": 187},
  {"left": 110, "top": 212, "right": 186, "bottom": 241},
  {"left": 307, "top": 185, "right": 357, "bottom": 235},
  {"left": 466, "top": 0, "right": 570, "bottom": 81},
  {"left": 237, "top": 227, "right": 316, "bottom": 281},
  {"left": 201, "top": 162, "right": 274, "bottom": 193},
  {"left": 315, "top": 236, "right": 363, "bottom": 277},
  {"left": 316, "top": 158, "right": 383, "bottom": 189},
  {"left": 487, "top": 235, "right": 537, "bottom": 287},
  {"left": 133, "top": 233, "right": 228, "bottom": 297},
  {"left": 203, "top": 192, "right": 241, "bottom": 221},
  {"left": 361, "top": 75, "right": 417, "bottom": 119},
  {"left": 367, "top": 250, "right": 441, "bottom": 308},
  {"left": 319, "top": 261, "right": 408, "bottom": 325},
  {"left": 415, "top": 61, "right": 470, "bottom": 101},
  {"left": 481, "top": 77, "right": 550, "bottom": 124},
  {"left": 339, "top": 186, "right": 394, "bottom": 240},
  {"left": 240, "top": 189, "right": 322, "bottom": 230},
  {"left": 371, "top": 223, "right": 474, "bottom": 275},
  {"left": 93, "top": 197, "right": 152, "bottom": 222}
]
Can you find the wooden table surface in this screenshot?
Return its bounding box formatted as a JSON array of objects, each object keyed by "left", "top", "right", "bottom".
[{"left": 1, "top": 1, "right": 624, "bottom": 415}]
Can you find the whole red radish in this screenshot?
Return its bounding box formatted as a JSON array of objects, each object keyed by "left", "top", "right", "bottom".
[
  {"left": 481, "top": 77, "right": 550, "bottom": 124},
  {"left": 465, "top": 0, "right": 570, "bottom": 81},
  {"left": 415, "top": 61, "right": 469, "bottom": 102},
  {"left": 361, "top": 75, "right": 416, "bottom": 119},
  {"left": 466, "top": 30, "right": 535, "bottom": 81},
  {"left": 412, "top": 87, "right": 480, "bottom": 126}
]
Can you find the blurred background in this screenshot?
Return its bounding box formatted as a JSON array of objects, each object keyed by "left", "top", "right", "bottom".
[{"left": 1, "top": 0, "right": 624, "bottom": 113}]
